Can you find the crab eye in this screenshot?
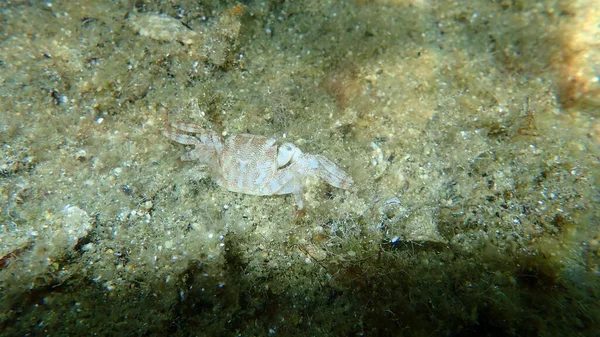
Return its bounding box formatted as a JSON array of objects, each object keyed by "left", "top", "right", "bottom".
[{"left": 277, "top": 143, "right": 295, "bottom": 167}]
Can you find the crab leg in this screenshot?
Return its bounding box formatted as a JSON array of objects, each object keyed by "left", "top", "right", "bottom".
[
  {"left": 169, "top": 122, "right": 207, "bottom": 134},
  {"left": 162, "top": 123, "right": 222, "bottom": 163}
]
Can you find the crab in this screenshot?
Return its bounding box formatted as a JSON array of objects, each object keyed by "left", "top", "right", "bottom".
[{"left": 162, "top": 122, "right": 354, "bottom": 213}]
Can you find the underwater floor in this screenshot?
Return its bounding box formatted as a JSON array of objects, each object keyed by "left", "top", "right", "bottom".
[{"left": 1, "top": 1, "right": 599, "bottom": 336}]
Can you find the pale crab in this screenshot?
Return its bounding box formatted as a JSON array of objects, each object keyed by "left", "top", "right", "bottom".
[{"left": 163, "top": 122, "right": 353, "bottom": 214}]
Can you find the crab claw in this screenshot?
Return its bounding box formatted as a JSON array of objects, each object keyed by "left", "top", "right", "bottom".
[{"left": 298, "top": 154, "right": 353, "bottom": 189}]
